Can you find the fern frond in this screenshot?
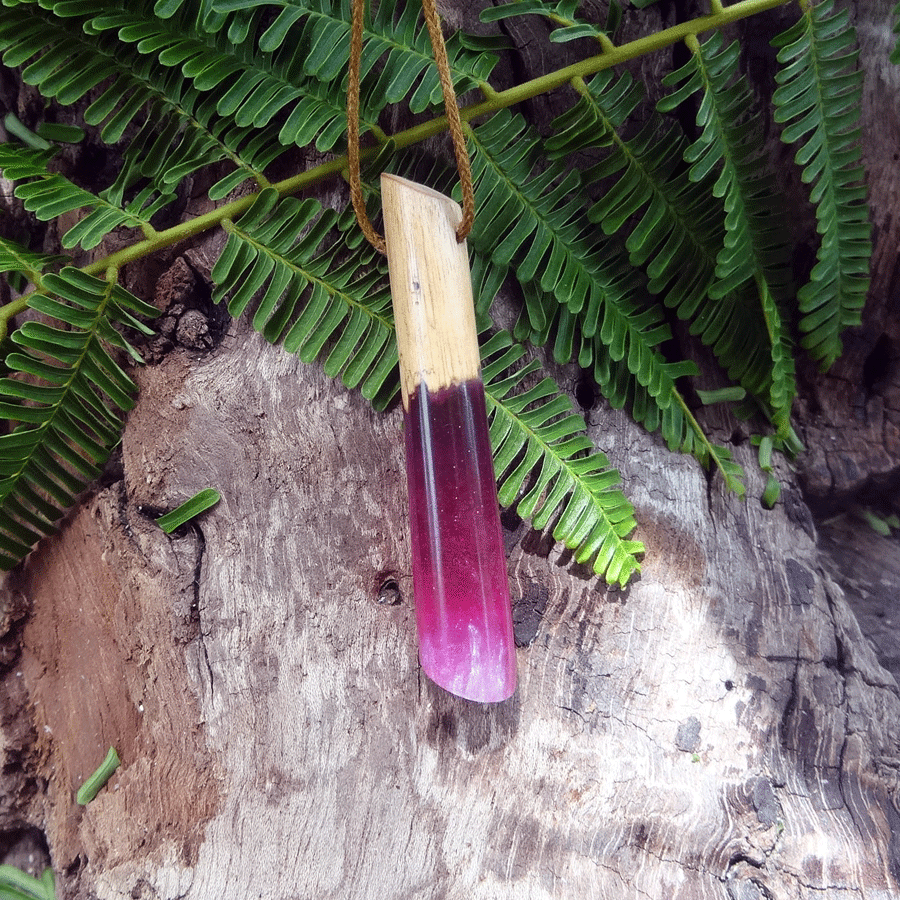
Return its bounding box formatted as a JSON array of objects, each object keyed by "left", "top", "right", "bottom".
[
  {"left": 465, "top": 110, "right": 747, "bottom": 493},
  {"left": 0, "top": 3, "right": 291, "bottom": 211},
  {"left": 546, "top": 72, "right": 775, "bottom": 405},
  {"left": 592, "top": 342, "right": 746, "bottom": 493},
  {"left": 0, "top": 268, "right": 158, "bottom": 570},
  {"left": 209, "top": 0, "right": 499, "bottom": 115},
  {"left": 659, "top": 32, "right": 796, "bottom": 433},
  {"left": 480, "top": 332, "right": 643, "bottom": 585},
  {"left": 82, "top": 3, "right": 376, "bottom": 152},
  {"left": 772, "top": 1, "right": 871, "bottom": 370},
  {"left": 0, "top": 144, "right": 172, "bottom": 250},
  {"left": 210, "top": 190, "right": 399, "bottom": 409},
  {"left": 467, "top": 111, "right": 710, "bottom": 446},
  {"left": 469, "top": 112, "right": 659, "bottom": 352},
  {"left": 551, "top": 72, "right": 720, "bottom": 299},
  {"left": 660, "top": 34, "right": 793, "bottom": 301}
]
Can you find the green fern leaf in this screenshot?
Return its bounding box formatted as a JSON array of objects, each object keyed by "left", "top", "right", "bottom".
[
  {"left": 464, "top": 111, "right": 744, "bottom": 493},
  {"left": 0, "top": 236, "right": 65, "bottom": 284},
  {"left": 660, "top": 34, "right": 793, "bottom": 300},
  {"left": 468, "top": 111, "right": 661, "bottom": 360},
  {"left": 771, "top": 1, "right": 871, "bottom": 370},
  {"left": 546, "top": 73, "right": 777, "bottom": 409},
  {"left": 480, "top": 332, "right": 643, "bottom": 585},
  {"left": 209, "top": 0, "right": 499, "bottom": 115},
  {"left": 211, "top": 190, "right": 399, "bottom": 409},
  {"left": 480, "top": 0, "right": 620, "bottom": 44},
  {"left": 0, "top": 0, "right": 355, "bottom": 207},
  {"left": 0, "top": 144, "right": 171, "bottom": 250},
  {"left": 467, "top": 111, "right": 717, "bottom": 449},
  {"left": 659, "top": 32, "right": 796, "bottom": 433},
  {"left": 0, "top": 268, "right": 158, "bottom": 570},
  {"left": 83, "top": 4, "right": 376, "bottom": 151},
  {"left": 0, "top": 4, "right": 286, "bottom": 210}
]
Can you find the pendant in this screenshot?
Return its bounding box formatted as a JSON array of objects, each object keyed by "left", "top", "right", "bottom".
[{"left": 382, "top": 173, "right": 516, "bottom": 703}]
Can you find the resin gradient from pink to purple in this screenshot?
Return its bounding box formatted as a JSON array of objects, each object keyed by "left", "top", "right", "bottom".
[{"left": 404, "top": 378, "right": 516, "bottom": 702}]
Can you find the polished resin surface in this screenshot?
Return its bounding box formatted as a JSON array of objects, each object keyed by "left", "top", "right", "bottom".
[{"left": 404, "top": 379, "right": 516, "bottom": 702}]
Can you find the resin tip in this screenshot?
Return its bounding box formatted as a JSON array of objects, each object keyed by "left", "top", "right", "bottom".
[{"left": 421, "top": 653, "right": 517, "bottom": 704}]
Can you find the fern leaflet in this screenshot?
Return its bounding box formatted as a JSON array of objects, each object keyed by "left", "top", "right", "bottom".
[{"left": 0, "top": 269, "right": 158, "bottom": 569}]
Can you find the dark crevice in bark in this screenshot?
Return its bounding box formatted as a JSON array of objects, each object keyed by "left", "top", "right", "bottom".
[
  {"left": 777, "top": 654, "right": 801, "bottom": 753},
  {"left": 188, "top": 522, "right": 214, "bottom": 701}
]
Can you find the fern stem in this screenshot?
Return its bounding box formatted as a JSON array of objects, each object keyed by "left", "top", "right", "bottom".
[
  {"left": 670, "top": 389, "right": 745, "bottom": 496},
  {"left": 0, "top": 300, "right": 27, "bottom": 343},
  {"left": 598, "top": 34, "right": 617, "bottom": 54}
]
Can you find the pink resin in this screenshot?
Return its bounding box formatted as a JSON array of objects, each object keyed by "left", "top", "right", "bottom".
[{"left": 404, "top": 379, "right": 516, "bottom": 702}]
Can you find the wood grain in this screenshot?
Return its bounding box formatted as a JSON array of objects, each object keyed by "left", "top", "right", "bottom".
[{"left": 382, "top": 174, "right": 482, "bottom": 405}]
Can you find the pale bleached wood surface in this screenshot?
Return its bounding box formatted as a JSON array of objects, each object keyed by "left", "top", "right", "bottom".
[
  {"left": 5, "top": 316, "right": 899, "bottom": 899},
  {"left": 382, "top": 174, "right": 482, "bottom": 404}
]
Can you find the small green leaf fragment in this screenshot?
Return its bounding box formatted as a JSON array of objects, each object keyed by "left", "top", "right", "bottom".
[
  {"left": 761, "top": 473, "right": 781, "bottom": 509},
  {"left": 0, "top": 863, "right": 54, "bottom": 900},
  {"left": 156, "top": 489, "right": 221, "bottom": 534},
  {"left": 2, "top": 114, "right": 51, "bottom": 150},
  {"left": 859, "top": 509, "right": 892, "bottom": 537},
  {"left": 39, "top": 869, "right": 55, "bottom": 900},
  {"left": 695, "top": 386, "right": 747, "bottom": 405},
  {"left": 35, "top": 123, "right": 85, "bottom": 144},
  {"left": 757, "top": 434, "right": 774, "bottom": 472},
  {"left": 76, "top": 746, "right": 120, "bottom": 805}
]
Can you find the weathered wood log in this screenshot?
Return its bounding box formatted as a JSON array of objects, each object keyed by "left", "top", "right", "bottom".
[{"left": 2, "top": 305, "right": 899, "bottom": 897}]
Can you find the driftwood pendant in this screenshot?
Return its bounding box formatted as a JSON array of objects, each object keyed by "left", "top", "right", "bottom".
[{"left": 381, "top": 174, "right": 516, "bottom": 703}]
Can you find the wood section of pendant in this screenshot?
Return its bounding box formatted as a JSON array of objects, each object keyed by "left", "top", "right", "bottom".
[
  {"left": 382, "top": 173, "right": 516, "bottom": 703},
  {"left": 381, "top": 174, "right": 482, "bottom": 405}
]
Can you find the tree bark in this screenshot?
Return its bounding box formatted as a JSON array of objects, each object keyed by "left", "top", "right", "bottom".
[{"left": 2, "top": 2, "right": 900, "bottom": 898}]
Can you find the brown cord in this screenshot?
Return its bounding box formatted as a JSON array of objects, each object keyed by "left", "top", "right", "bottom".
[
  {"left": 347, "top": 0, "right": 385, "bottom": 254},
  {"left": 347, "top": 0, "right": 475, "bottom": 253}
]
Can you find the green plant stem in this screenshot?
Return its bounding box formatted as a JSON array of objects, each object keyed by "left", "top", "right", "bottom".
[
  {"left": 0, "top": 0, "right": 794, "bottom": 338},
  {"left": 670, "top": 388, "right": 744, "bottom": 494}
]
